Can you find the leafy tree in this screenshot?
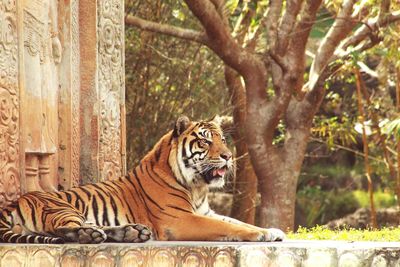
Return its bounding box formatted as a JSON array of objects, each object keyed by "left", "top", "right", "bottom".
[{"left": 126, "top": 0, "right": 400, "bottom": 231}]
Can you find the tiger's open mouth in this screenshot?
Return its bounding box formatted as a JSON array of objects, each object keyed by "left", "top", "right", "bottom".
[{"left": 204, "top": 166, "right": 227, "bottom": 184}]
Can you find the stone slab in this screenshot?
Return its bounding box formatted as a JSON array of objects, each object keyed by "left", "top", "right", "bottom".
[{"left": 1, "top": 240, "right": 400, "bottom": 267}]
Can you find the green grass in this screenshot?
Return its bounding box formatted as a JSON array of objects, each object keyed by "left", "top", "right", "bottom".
[{"left": 288, "top": 225, "right": 400, "bottom": 242}]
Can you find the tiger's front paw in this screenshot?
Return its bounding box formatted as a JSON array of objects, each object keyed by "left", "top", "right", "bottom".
[
  {"left": 263, "top": 228, "right": 285, "bottom": 241},
  {"left": 78, "top": 226, "right": 107, "bottom": 244}
]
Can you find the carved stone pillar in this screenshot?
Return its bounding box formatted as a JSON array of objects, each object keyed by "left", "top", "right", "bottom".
[
  {"left": 0, "top": 0, "right": 126, "bottom": 207},
  {"left": 0, "top": 1, "right": 21, "bottom": 206},
  {"left": 58, "top": 0, "right": 81, "bottom": 190},
  {"left": 20, "top": 0, "right": 61, "bottom": 192},
  {"left": 79, "top": 0, "right": 126, "bottom": 183}
]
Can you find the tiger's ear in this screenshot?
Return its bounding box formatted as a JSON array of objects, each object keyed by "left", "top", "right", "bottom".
[
  {"left": 211, "top": 115, "right": 233, "bottom": 132},
  {"left": 173, "top": 116, "right": 191, "bottom": 138}
]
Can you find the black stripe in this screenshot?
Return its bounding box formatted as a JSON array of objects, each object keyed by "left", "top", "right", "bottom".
[
  {"left": 168, "top": 193, "right": 193, "bottom": 209},
  {"left": 26, "top": 201, "right": 37, "bottom": 227},
  {"left": 16, "top": 205, "right": 26, "bottom": 225},
  {"left": 130, "top": 168, "right": 165, "bottom": 211},
  {"left": 126, "top": 171, "right": 162, "bottom": 220},
  {"left": 64, "top": 191, "right": 72, "bottom": 203},
  {"left": 69, "top": 190, "right": 83, "bottom": 211},
  {"left": 146, "top": 163, "right": 164, "bottom": 187},
  {"left": 109, "top": 196, "right": 120, "bottom": 226},
  {"left": 28, "top": 235, "right": 36, "bottom": 243},
  {"left": 155, "top": 145, "right": 162, "bottom": 162},
  {"left": 51, "top": 192, "right": 63, "bottom": 199},
  {"left": 166, "top": 205, "right": 192, "bottom": 213},
  {"left": 196, "top": 194, "right": 207, "bottom": 209},
  {"left": 151, "top": 167, "right": 190, "bottom": 196},
  {"left": 101, "top": 182, "right": 128, "bottom": 222},
  {"left": 77, "top": 187, "right": 92, "bottom": 217},
  {"left": 139, "top": 162, "right": 144, "bottom": 174},
  {"left": 168, "top": 134, "right": 173, "bottom": 144},
  {"left": 95, "top": 189, "right": 110, "bottom": 226},
  {"left": 79, "top": 186, "right": 93, "bottom": 199},
  {"left": 9, "top": 234, "right": 18, "bottom": 242},
  {"left": 190, "top": 131, "right": 199, "bottom": 138},
  {"left": 182, "top": 137, "right": 187, "bottom": 158},
  {"left": 132, "top": 167, "right": 139, "bottom": 180},
  {"left": 91, "top": 183, "right": 111, "bottom": 196},
  {"left": 131, "top": 172, "right": 179, "bottom": 219},
  {"left": 91, "top": 196, "right": 100, "bottom": 225},
  {"left": 119, "top": 177, "right": 140, "bottom": 222},
  {"left": 105, "top": 182, "right": 128, "bottom": 205},
  {"left": 61, "top": 219, "right": 81, "bottom": 226}
]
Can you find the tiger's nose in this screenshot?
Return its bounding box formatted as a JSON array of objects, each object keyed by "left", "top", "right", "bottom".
[{"left": 220, "top": 152, "right": 232, "bottom": 161}]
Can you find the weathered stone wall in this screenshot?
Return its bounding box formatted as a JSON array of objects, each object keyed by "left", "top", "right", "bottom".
[
  {"left": 1, "top": 241, "right": 400, "bottom": 267},
  {"left": 0, "top": 1, "right": 21, "bottom": 207},
  {"left": 0, "top": 0, "right": 126, "bottom": 206},
  {"left": 79, "top": 0, "right": 126, "bottom": 184}
]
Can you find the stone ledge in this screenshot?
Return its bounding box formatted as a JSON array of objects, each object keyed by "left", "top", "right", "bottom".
[{"left": 1, "top": 240, "right": 400, "bottom": 267}]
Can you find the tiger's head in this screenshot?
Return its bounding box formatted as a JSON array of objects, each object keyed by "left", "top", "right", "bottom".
[{"left": 168, "top": 116, "right": 233, "bottom": 189}]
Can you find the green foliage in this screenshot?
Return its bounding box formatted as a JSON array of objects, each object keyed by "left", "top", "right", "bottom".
[
  {"left": 297, "top": 187, "right": 360, "bottom": 227},
  {"left": 289, "top": 226, "right": 400, "bottom": 241},
  {"left": 381, "top": 118, "right": 400, "bottom": 140},
  {"left": 297, "top": 185, "right": 397, "bottom": 227},
  {"left": 353, "top": 190, "right": 397, "bottom": 209},
  {"left": 312, "top": 115, "right": 357, "bottom": 149},
  {"left": 310, "top": 9, "right": 334, "bottom": 38}
]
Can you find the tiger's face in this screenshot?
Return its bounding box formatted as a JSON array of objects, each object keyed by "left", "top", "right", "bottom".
[{"left": 169, "top": 116, "right": 233, "bottom": 189}]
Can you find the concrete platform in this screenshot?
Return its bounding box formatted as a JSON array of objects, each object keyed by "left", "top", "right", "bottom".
[{"left": 1, "top": 240, "right": 400, "bottom": 267}]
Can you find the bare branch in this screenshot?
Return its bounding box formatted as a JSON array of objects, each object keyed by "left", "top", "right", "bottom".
[
  {"left": 232, "top": 2, "right": 256, "bottom": 46},
  {"left": 268, "top": 51, "right": 288, "bottom": 72},
  {"left": 306, "top": 0, "right": 358, "bottom": 93},
  {"left": 265, "top": 0, "right": 283, "bottom": 51},
  {"left": 277, "top": 0, "right": 304, "bottom": 55},
  {"left": 125, "top": 15, "right": 209, "bottom": 45},
  {"left": 378, "top": 0, "right": 391, "bottom": 23},
  {"left": 339, "top": 11, "right": 400, "bottom": 54},
  {"left": 290, "top": 0, "right": 322, "bottom": 56},
  {"left": 285, "top": 0, "right": 323, "bottom": 94}
]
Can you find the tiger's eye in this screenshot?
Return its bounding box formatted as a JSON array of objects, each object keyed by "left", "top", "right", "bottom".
[{"left": 198, "top": 139, "right": 209, "bottom": 147}]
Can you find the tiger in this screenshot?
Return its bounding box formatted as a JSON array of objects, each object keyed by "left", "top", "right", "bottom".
[{"left": 0, "top": 115, "right": 285, "bottom": 243}]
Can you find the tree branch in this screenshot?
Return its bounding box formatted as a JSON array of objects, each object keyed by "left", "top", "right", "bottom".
[
  {"left": 183, "top": 0, "right": 262, "bottom": 79},
  {"left": 285, "top": 0, "right": 323, "bottom": 95},
  {"left": 265, "top": 0, "right": 283, "bottom": 51},
  {"left": 338, "top": 11, "right": 400, "bottom": 55},
  {"left": 277, "top": 0, "right": 303, "bottom": 55},
  {"left": 125, "top": 15, "right": 209, "bottom": 45},
  {"left": 306, "top": 0, "right": 358, "bottom": 93}
]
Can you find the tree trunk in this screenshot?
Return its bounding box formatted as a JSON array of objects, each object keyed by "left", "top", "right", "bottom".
[{"left": 225, "top": 67, "right": 257, "bottom": 224}]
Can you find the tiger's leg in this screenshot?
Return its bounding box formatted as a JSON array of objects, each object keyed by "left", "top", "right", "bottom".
[
  {"left": 157, "top": 214, "right": 270, "bottom": 242},
  {"left": 45, "top": 210, "right": 107, "bottom": 244},
  {"left": 101, "top": 224, "right": 152, "bottom": 243},
  {"left": 208, "top": 212, "right": 285, "bottom": 241},
  {"left": 54, "top": 225, "right": 107, "bottom": 244}
]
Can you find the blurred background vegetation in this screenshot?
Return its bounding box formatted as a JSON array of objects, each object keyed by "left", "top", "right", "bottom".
[
  {"left": 125, "top": 1, "right": 229, "bottom": 168},
  {"left": 125, "top": 0, "right": 400, "bottom": 229}
]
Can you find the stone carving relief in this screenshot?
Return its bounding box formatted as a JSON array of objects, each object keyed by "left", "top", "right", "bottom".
[
  {"left": 0, "top": 244, "right": 237, "bottom": 266},
  {"left": 71, "top": 0, "right": 81, "bottom": 187},
  {"left": 0, "top": 0, "right": 20, "bottom": 206},
  {"left": 98, "top": 0, "right": 125, "bottom": 180},
  {"left": 22, "top": 0, "right": 61, "bottom": 192}
]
